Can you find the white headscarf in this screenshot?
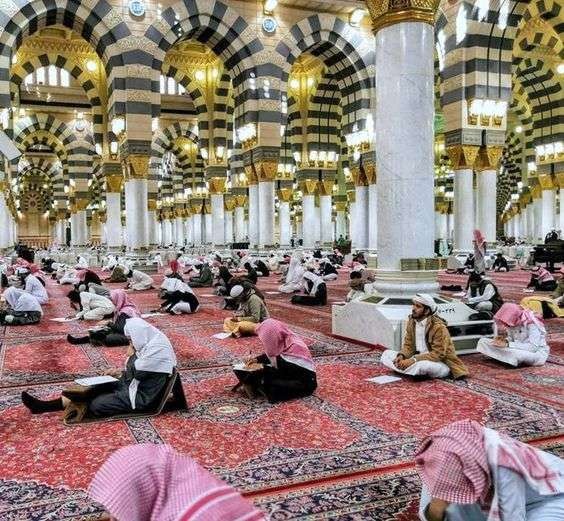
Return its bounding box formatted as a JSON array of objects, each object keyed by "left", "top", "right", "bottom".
[
  {"left": 302, "top": 271, "right": 324, "bottom": 295},
  {"left": 124, "top": 318, "right": 177, "bottom": 374},
  {"left": 285, "top": 253, "right": 303, "bottom": 284},
  {"left": 167, "top": 278, "right": 193, "bottom": 294},
  {"left": 3, "top": 287, "right": 43, "bottom": 314},
  {"left": 413, "top": 293, "right": 437, "bottom": 314}
]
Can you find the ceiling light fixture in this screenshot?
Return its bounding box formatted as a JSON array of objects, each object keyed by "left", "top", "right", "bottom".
[{"left": 349, "top": 8, "right": 366, "bottom": 27}]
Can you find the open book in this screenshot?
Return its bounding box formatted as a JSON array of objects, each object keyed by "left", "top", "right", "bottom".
[{"left": 74, "top": 375, "right": 118, "bottom": 386}]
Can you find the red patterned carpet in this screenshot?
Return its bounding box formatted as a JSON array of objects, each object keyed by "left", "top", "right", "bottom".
[{"left": 0, "top": 268, "right": 563, "bottom": 520}]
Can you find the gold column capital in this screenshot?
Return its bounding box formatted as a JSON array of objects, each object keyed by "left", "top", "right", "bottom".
[
  {"left": 72, "top": 198, "right": 89, "bottom": 213},
  {"left": 106, "top": 174, "right": 124, "bottom": 193},
  {"left": 317, "top": 179, "right": 334, "bottom": 196},
  {"left": 475, "top": 146, "right": 504, "bottom": 172},
  {"left": 244, "top": 165, "right": 258, "bottom": 185},
  {"left": 351, "top": 166, "right": 368, "bottom": 187},
  {"left": 277, "top": 188, "right": 293, "bottom": 203},
  {"left": 538, "top": 174, "right": 555, "bottom": 190},
  {"left": 147, "top": 199, "right": 158, "bottom": 211},
  {"left": 530, "top": 184, "right": 542, "bottom": 200},
  {"left": 363, "top": 163, "right": 377, "bottom": 185},
  {"left": 335, "top": 201, "right": 347, "bottom": 212},
  {"left": 208, "top": 177, "right": 227, "bottom": 194},
  {"left": 235, "top": 195, "right": 248, "bottom": 207},
  {"left": 224, "top": 198, "right": 237, "bottom": 212},
  {"left": 367, "top": 0, "right": 438, "bottom": 33},
  {"left": 446, "top": 145, "right": 480, "bottom": 170},
  {"left": 256, "top": 160, "right": 278, "bottom": 182},
  {"left": 124, "top": 154, "right": 150, "bottom": 180},
  {"left": 299, "top": 179, "right": 318, "bottom": 195},
  {"left": 555, "top": 172, "right": 564, "bottom": 190}
]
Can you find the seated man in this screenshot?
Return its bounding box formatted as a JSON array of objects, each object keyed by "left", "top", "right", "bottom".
[
  {"left": 346, "top": 270, "right": 366, "bottom": 302},
  {"left": 465, "top": 272, "right": 503, "bottom": 315},
  {"left": 224, "top": 283, "right": 269, "bottom": 337},
  {"left": 415, "top": 420, "right": 564, "bottom": 521},
  {"left": 125, "top": 269, "right": 154, "bottom": 291},
  {"left": 380, "top": 294, "right": 468, "bottom": 379},
  {"left": 18, "top": 267, "right": 49, "bottom": 304},
  {"left": 75, "top": 255, "right": 89, "bottom": 269},
  {"left": 527, "top": 266, "right": 557, "bottom": 291},
  {"left": 291, "top": 271, "right": 327, "bottom": 306},
  {"left": 0, "top": 287, "right": 43, "bottom": 326},
  {"left": 492, "top": 252, "right": 509, "bottom": 272},
  {"left": 477, "top": 303, "right": 549, "bottom": 367},
  {"left": 188, "top": 263, "right": 213, "bottom": 287},
  {"left": 319, "top": 258, "right": 338, "bottom": 281}
]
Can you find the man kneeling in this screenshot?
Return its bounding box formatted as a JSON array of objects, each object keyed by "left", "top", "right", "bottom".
[{"left": 380, "top": 294, "right": 468, "bottom": 379}]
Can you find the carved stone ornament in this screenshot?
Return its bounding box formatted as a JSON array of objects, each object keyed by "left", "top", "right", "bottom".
[
  {"left": 475, "top": 146, "right": 504, "bottom": 172},
  {"left": 299, "top": 179, "right": 318, "bottom": 196},
  {"left": 235, "top": 195, "right": 248, "bottom": 207},
  {"left": 538, "top": 174, "right": 555, "bottom": 191},
  {"left": 317, "top": 180, "right": 334, "bottom": 196},
  {"left": 257, "top": 160, "right": 278, "bottom": 182},
  {"left": 366, "top": 0, "right": 439, "bottom": 32},
  {"left": 207, "top": 177, "right": 227, "bottom": 194},
  {"left": 105, "top": 174, "right": 123, "bottom": 193},
  {"left": 277, "top": 188, "right": 293, "bottom": 203},
  {"left": 244, "top": 165, "right": 258, "bottom": 184},
  {"left": 147, "top": 199, "right": 158, "bottom": 211}
]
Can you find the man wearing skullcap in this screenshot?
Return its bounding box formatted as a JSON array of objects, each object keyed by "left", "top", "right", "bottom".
[{"left": 380, "top": 294, "right": 468, "bottom": 379}]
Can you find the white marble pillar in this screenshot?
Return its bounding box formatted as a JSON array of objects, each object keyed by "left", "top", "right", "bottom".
[
  {"left": 148, "top": 211, "right": 158, "bottom": 246},
  {"left": 0, "top": 193, "right": 10, "bottom": 249},
  {"left": 454, "top": 169, "right": 474, "bottom": 251},
  {"left": 234, "top": 206, "right": 245, "bottom": 243},
  {"left": 258, "top": 181, "right": 275, "bottom": 247},
  {"left": 279, "top": 201, "right": 291, "bottom": 246},
  {"left": 106, "top": 192, "right": 122, "bottom": 249},
  {"left": 314, "top": 204, "right": 321, "bottom": 244},
  {"left": 374, "top": 19, "right": 436, "bottom": 293},
  {"left": 248, "top": 184, "right": 259, "bottom": 247},
  {"left": 349, "top": 201, "right": 356, "bottom": 242},
  {"left": 125, "top": 179, "right": 149, "bottom": 250},
  {"left": 476, "top": 170, "right": 497, "bottom": 242},
  {"left": 354, "top": 185, "right": 369, "bottom": 251},
  {"left": 526, "top": 204, "right": 534, "bottom": 242},
  {"left": 438, "top": 212, "right": 448, "bottom": 240},
  {"left": 319, "top": 195, "right": 333, "bottom": 245},
  {"left": 204, "top": 213, "right": 212, "bottom": 244},
  {"left": 192, "top": 214, "right": 202, "bottom": 245},
  {"left": 162, "top": 219, "right": 172, "bottom": 246},
  {"left": 368, "top": 183, "right": 378, "bottom": 252},
  {"left": 210, "top": 194, "right": 225, "bottom": 246},
  {"left": 70, "top": 211, "right": 88, "bottom": 247},
  {"left": 560, "top": 189, "right": 564, "bottom": 235},
  {"left": 175, "top": 217, "right": 185, "bottom": 246},
  {"left": 185, "top": 215, "right": 193, "bottom": 246},
  {"left": 533, "top": 198, "right": 542, "bottom": 242},
  {"left": 58, "top": 220, "right": 66, "bottom": 246},
  {"left": 541, "top": 189, "right": 555, "bottom": 238},
  {"left": 224, "top": 210, "right": 233, "bottom": 245},
  {"left": 302, "top": 194, "right": 316, "bottom": 248}
]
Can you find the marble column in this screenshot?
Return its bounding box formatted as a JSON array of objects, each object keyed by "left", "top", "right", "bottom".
[
  {"left": 192, "top": 213, "right": 202, "bottom": 245},
  {"left": 58, "top": 219, "right": 66, "bottom": 246},
  {"left": 185, "top": 215, "right": 193, "bottom": 246},
  {"left": 374, "top": 16, "right": 436, "bottom": 293},
  {"left": 533, "top": 197, "right": 542, "bottom": 242},
  {"left": 560, "top": 188, "right": 564, "bottom": 234},
  {"left": 302, "top": 194, "right": 316, "bottom": 248},
  {"left": 148, "top": 211, "right": 158, "bottom": 247},
  {"left": 175, "top": 214, "right": 185, "bottom": 247},
  {"left": 0, "top": 192, "right": 10, "bottom": 250},
  {"left": 248, "top": 183, "right": 259, "bottom": 247},
  {"left": 234, "top": 205, "right": 245, "bottom": 242},
  {"left": 258, "top": 181, "right": 275, "bottom": 247},
  {"left": 336, "top": 205, "right": 347, "bottom": 239},
  {"left": 438, "top": 212, "right": 448, "bottom": 240},
  {"left": 224, "top": 210, "right": 234, "bottom": 245},
  {"left": 125, "top": 178, "right": 149, "bottom": 250},
  {"left": 162, "top": 218, "right": 173, "bottom": 246},
  {"left": 541, "top": 189, "right": 555, "bottom": 238},
  {"left": 349, "top": 201, "right": 356, "bottom": 242},
  {"left": 279, "top": 201, "right": 291, "bottom": 246},
  {"left": 319, "top": 194, "right": 333, "bottom": 245},
  {"left": 453, "top": 168, "right": 475, "bottom": 251},
  {"left": 204, "top": 213, "right": 212, "bottom": 244},
  {"left": 71, "top": 211, "right": 88, "bottom": 247},
  {"left": 476, "top": 169, "right": 497, "bottom": 242},
  {"left": 526, "top": 204, "right": 535, "bottom": 242},
  {"left": 210, "top": 194, "right": 225, "bottom": 247},
  {"left": 354, "top": 185, "right": 369, "bottom": 251},
  {"left": 368, "top": 183, "right": 378, "bottom": 252},
  {"left": 105, "top": 192, "right": 122, "bottom": 249}
]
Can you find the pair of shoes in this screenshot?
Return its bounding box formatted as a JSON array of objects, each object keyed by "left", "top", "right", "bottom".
[{"left": 67, "top": 334, "right": 89, "bottom": 345}]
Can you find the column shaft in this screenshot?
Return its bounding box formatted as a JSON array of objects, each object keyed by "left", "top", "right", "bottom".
[
  {"left": 368, "top": 184, "right": 378, "bottom": 252},
  {"left": 319, "top": 195, "right": 333, "bottom": 245},
  {"left": 541, "top": 189, "right": 555, "bottom": 238},
  {"left": 248, "top": 184, "right": 259, "bottom": 247},
  {"left": 204, "top": 214, "right": 212, "bottom": 244},
  {"left": 279, "top": 201, "right": 291, "bottom": 247},
  {"left": 454, "top": 169, "right": 474, "bottom": 250},
  {"left": 106, "top": 192, "right": 122, "bottom": 248},
  {"left": 210, "top": 194, "right": 225, "bottom": 247},
  {"left": 258, "top": 181, "right": 275, "bottom": 247},
  {"left": 477, "top": 170, "right": 497, "bottom": 242},
  {"left": 302, "top": 195, "right": 316, "bottom": 248},
  {"left": 192, "top": 214, "right": 202, "bottom": 245},
  {"left": 354, "top": 185, "right": 368, "bottom": 250},
  {"left": 224, "top": 210, "right": 234, "bottom": 245},
  {"left": 125, "top": 179, "right": 149, "bottom": 250}
]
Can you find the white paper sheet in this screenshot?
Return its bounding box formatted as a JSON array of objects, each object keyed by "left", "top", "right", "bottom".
[
  {"left": 50, "top": 317, "right": 79, "bottom": 322},
  {"left": 74, "top": 375, "right": 118, "bottom": 386},
  {"left": 232, "top": 362, "right": 247, "bottom": 370},
  {"left": 200, "top": 294, "right": 215, "bottom": 297},
  {"left": 365, "top": 375, "right": 402, "bottom": 384},
  {"left": 452, "top": 291, "right": 466, "bottom": 298},
  {"left": 265, "top": 291, "right": 280, "bottom": 295},
  {"left": 523, "top": 288, "right": 535, "bottom": 293},
  {"left": 333, "top": 301, "right": 346, "bottom": 305},
  {"left": 141, "top": 312, "right": 165, "bottom": 318},
  {"left": 213, "top": 332, "right": 232, "bottom": 339}
]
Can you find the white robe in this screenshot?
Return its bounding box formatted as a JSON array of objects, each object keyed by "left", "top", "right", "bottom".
[
  {"left": 129, "top": 270, "right": 154, "bottom": 291},
  {"left": 76, "top": 292, "right": 115, "bottom": 321},
  {"left": 477, "top": 322, "right": 549, "bottom": 367},
  {"left": 24, "top": 275, "right": 49, "bottom": 304}
]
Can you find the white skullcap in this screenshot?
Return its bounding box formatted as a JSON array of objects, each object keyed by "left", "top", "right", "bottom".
[
  {"left": 230, "top": 285, "right": 244, "bottom": 298},
  {"left": 16, "top": 267, "right": 30, "bottom": 275},
  {"left": 413, "top": 293, "right": 437, "bottom": 314}
]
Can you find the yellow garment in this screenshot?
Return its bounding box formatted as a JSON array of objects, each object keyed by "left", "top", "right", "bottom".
[
  {"left": 223, "top": 318, "right": 258, "bottom": 338},
  {"left": 520, "top": 296, "right": 564, "bottom": 318}
]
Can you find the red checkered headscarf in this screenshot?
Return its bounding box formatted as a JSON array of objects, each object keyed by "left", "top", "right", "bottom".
[
  {"left": 415, "top": 420, "right": 490, "bottom": 505},
  {"left": 415, "top": 420, "right": 564, "bottom": 519},
  {"left": 89, "top": 444, "right": 265, "bottom": 521},
  {"left": 494, "top": 303, "right": 543, "bottom": 329},
  {"left": 256, "top": 318, "right": 314, "bottom": 367}
]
